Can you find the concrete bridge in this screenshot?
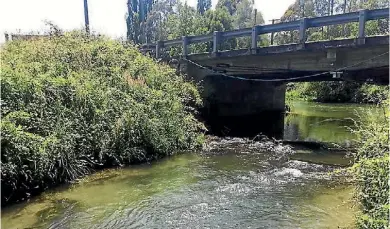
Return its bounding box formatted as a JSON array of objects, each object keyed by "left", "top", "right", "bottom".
[{"left": 143, "top": 8, "right": 389, "bottom": 136}]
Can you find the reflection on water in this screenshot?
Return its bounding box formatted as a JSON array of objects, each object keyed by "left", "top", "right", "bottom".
[{"left": 284, "top": 101, "right": 379, "bottom": 144}]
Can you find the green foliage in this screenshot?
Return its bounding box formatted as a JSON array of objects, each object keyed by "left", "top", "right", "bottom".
[
  {"left": 138, "top": 0, "right": 268, "bottom": 54},
  {"left": 351, "top": 100, "right": 389, "bottom": 228},
  {"left": 0, "top": 31, "right": 205, "bottom": 205},
  {"left": 126, "top": 0, "right": 155, "bottom": 43},
  {"left": 232, "top": 0, "right": 267, "bottom": 49},
  {"left": 357, "top": 84, "right": 389, "bottom": 104},
  {"left": 275, "top": 0, "right": 389, "bottom": 45},
  {"left": 286, "top": 82, "right": 388, "bottom": 103},
  {"left": 197, "top": 0, "right": 212, "bottom": 15},
  {"left": 143, "top": 0, "right": 178, "bottom": 42},
  {"left": 216, "top": 0, "right": 241, "bottom": 15},
  {"left": 162, "top": 3, "right": 239, "bottom": 56}
]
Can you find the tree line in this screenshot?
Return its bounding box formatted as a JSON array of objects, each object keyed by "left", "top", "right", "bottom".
[
  {"left": 274, "top": 0, "right": 389, "bottom": 45},
  {"left": 126, "top": 0, "right": 388, "bottom": 48},
  {"left": 125, "top": 0, "right": 264, "bottom": 52}
]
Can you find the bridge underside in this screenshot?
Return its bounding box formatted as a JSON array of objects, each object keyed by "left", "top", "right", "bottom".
[{"left": 224, "top": 66, "right": 389, "bottom": 84}]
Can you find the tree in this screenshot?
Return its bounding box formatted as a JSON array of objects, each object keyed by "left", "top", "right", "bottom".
[
  {"left": 162, "top": 3, "right": 236, "bottom": 55},
  {"left": 197, "top": 0, "right": 212, "bottom": 15},
  {"left": 274, "top": 0, "right": 390, "bottom": 44},
  {"left": 143, "top": 0, "right": 178, "bottom": 42},
  {"left": 216, "top": 0, "right": 242, "bottom": 15},
  {"left": 126, "top": 0, "right": 155, "bottom": 44},
  {"left": 232, "top": 0, "right": 268, "bottom": 48},
  {"left": 165, "top": 2, "right": 199, "bottom": 38},
  {"left": 201, "top": 7, "right": 237, "bottom": 51}
]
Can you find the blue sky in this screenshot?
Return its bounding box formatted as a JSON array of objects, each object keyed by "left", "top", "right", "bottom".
[{"left": 0, "top": 0, "right": 295, "bottom": 43}]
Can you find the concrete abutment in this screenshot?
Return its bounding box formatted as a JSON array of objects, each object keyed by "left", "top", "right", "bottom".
[{"left": 197, "top": 74, "right": 286, "bottom": 137}]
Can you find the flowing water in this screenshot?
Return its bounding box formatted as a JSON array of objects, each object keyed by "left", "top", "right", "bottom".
[{"left": 2, "top": 102, "right": 379, "bottom": 229}]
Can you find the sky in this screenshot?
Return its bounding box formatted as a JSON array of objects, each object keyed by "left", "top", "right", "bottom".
[{"left": 0, "top": 0, "right": 295, "bottom": 43}]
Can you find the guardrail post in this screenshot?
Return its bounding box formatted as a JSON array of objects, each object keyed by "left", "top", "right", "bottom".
[
  {"left": 358, "top": 10, "right": 367, "bottom": 45},
  {"left": 251, "top": 26, "right": 259, "bottom": 54},
  {"left": 156, "top": 41, "right": 163, "bottom": 59},
  {"left": 270, "top": 19, "right": 276, "bottom": 45},
  {"left": 182, "top": 36, "right": 189, "bottom": 56},
  {"left": 299, "top": 18, "right": 308, "bottom": 45},
  {"left": 213, "top": 31, "right": 221, "bottom": 56}
]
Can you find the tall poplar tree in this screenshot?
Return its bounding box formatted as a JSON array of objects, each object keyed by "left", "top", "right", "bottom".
[{"left": 126, "top": 0, "right": 155, "bottom": 44}]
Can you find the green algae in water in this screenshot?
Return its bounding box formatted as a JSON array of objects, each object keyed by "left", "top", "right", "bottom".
[
  {"left": 285, "top": 101, "right": 381, "bottom": 144},
  {"left": 294, "top": 185, "right": 356, "bottom": 229}
]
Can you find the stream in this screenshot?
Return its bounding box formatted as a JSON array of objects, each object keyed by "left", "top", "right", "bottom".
[{"left": 2, "top": 101, "right": 380, "bottom": 229}]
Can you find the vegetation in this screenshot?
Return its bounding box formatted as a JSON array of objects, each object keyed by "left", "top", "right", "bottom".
[
  {"left": 126, "top": 0, "right": 155, "bottom": 43},
  {"left": 0, "top": 30, "right": 205, "bottom": 206},
  {"left": 126, "top": 0, "right": 265, "bottom": 52},
  {"left": 274, "top": 0, "right": 388, "bottom": 45},
  {"left": 286, "top": 82, "right": 389, "bottom": 103},
  {"left": 197, "top": 0, "right": 212, "bottom": 15},
  {"left": 351, "top": 99, "right": 389, "bottom": 228}
]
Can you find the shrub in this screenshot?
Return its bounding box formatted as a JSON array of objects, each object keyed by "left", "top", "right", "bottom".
[
  {"left": 351, "top": 99, "right": 389, "bottom": 228},
  {"left": 0, "top": 31, "right": 205, "bottom": 205}
]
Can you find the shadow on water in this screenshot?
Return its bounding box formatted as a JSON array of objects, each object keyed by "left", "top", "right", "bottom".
[
  {"left": 201, "top": 101, "right": 375, "bottom": 167},
  {"left": 202, "top": 111, "right": 285, "bottom": 139},
  {"left": 201, "top": 101, "right": 377, "bottom": 144}
]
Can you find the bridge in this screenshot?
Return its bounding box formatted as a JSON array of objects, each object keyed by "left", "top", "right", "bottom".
[{"left": 142, "top": 8, "right": 389, "bottom": 136}]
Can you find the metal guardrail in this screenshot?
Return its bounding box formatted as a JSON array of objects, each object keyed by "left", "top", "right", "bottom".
[{"left": 144, "top": 8, "right": 389, "bottom": 58}]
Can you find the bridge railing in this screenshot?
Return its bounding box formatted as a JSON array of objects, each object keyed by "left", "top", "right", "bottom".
[{"left": 143, "top": 8, "right": 389, "bottom": 58}]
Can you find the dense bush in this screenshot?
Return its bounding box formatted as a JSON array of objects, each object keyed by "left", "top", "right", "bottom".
[
  {"left": 286, "top": 81, "right": 388, "bottom": 103},
  {"left": 352, "top": 100, "right": 389, "bottom": 228},
  {"left": 0, "top": 32, "right": 205, "bottom": 205}
]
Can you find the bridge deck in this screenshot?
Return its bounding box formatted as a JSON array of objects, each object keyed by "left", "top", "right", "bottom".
[
  {"left": 141, "top": 8, "right": 389, "bottom": 84},
  {"left": 181, "top": 36, "right": 389, "bottom": 84}
]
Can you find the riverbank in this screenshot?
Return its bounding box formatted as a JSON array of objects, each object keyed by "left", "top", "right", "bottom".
[
  {"left": 352, "top": 99, "right": 389, "bottom": 228},
  {"left": 0, "top": 31, "right": 205, "bottom": 206}
]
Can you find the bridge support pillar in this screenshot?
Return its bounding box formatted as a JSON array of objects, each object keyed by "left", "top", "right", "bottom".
[{"left": 199, "top": 75, "right": 286, "bottom": 137}]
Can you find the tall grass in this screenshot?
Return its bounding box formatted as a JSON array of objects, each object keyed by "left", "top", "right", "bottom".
[
  {"left": 0, "top": 31, "right": 205, "bottom": 205},
  {"left": 351, "top": 99, "right": 389, "bottom": 228}
]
